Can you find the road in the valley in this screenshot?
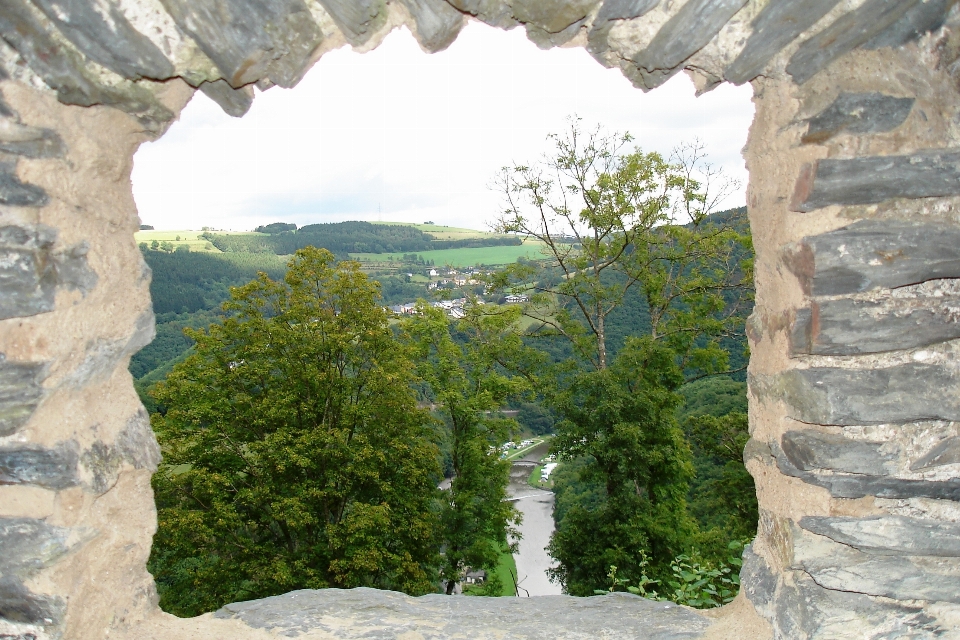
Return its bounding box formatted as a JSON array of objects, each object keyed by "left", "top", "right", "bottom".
[{"left": 507, "top": 442, "right": 563, "bottom": 597}]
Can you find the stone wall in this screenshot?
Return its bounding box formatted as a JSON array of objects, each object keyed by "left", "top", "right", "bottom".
[{"left": 0, "top": 1, "right": 957, "bottom": 639}]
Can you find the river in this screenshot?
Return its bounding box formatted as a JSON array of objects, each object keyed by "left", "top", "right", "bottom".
[{"left": 506, "top": 442, "right": 563, "bottom": 596}]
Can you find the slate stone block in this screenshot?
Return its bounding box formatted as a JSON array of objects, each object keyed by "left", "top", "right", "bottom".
[
  {"left": 739, "top": 545, "right": 777, "bottom": 619},
  {"left": 444, "top": 0, "right": 516, "bottom": 29},
  {"left": 587, "top": 0, "right": 659, "bottom": 60},
  {"left": 0, "top": 576, "right": 65, "bottom": 627},
  {"left": 774, "top": 442, "right": 960, "bottom": 501},
  {"left": 317, "top": 0, "right": 386, "bottom": 47},
  {"left": 801, "top": 92, "right": 914, "bottom": 144},
  {"left": 724, "top": 0, "right": 842, "bottom": 85},
  {"left": 781, "top": 430, "right": 894, "bottom": 475},
  {"left": 795, "top": 531, "right": 960, "bottom": 604},
  {"left": 0, "top": 122, "right": 64, "bottom": 159},
  {"left": 791, "top": 150, "right": 960, "bottom": 212},
  {"left": 911, "top": 435, "right": 960, "bottom": 470},
  {"left": 800, "top": 515, "right": 960, "bottom": 556},
  {"left": 0, "top": 167, "right": 48, "bottom": 208},
  {"left": 782, "top": 219, "right": 960, "bottom": 296},
  {"left": 773, "top": 570, "right": 937, "bottom": 639},
  {"left": 160, "top": 0, "right": 323, "bottom": 87},
  {"left": 630, "top": 0, "right": 748, "bottom": 89},
  {"left": 199, "top": 80, "right": 255, "bottom": 118},
  {"left": 790, "top": 297, "right": 960, "bottom": 356},
  {"left": 779, "top": 364, "right": 960, "bottom": 425},
  {"left": 786, "top": 0, "right": 922, "bottom": 85},
  {"left": 0, "top": 357, "right": 47, "bottom": 438},
  {"left": 0, "top": 517, "right": 71, "bottom": 576},
  {"left": 513, "top": 0, "right": 597, "bottom": 48},
  {"left": 0, "top": 443, "right": 79, "bottom": 489},
  {"left": 863, "top": 0, "right": 952, "bottom": 49},
  {"left": 0, "top": 225, "right": 97, "bottom": 320},
  {"left": 398, "top": 0, "right": 464, "bottom": 53},
  {"left": 0, "top": 0, "right": 174, "bottom": 126},
  {"left": 29, "top": 0, "right": 174, "bottom": 81}
]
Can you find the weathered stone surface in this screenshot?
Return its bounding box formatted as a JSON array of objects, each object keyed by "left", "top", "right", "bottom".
[
  {"left": 0, "top": 518, "right": 72, "bottom": 576},
  {"left": 740, "top": 545, "right": 777, "bottom": 620},
  {"left": 514, "top": 0, "right": 598, "bottom": 48},
  {"left": 779, "top": 364, "right": 960, "bottom": 426},
  {"left": 0, "top": 356, "right": 47, "bottom": 438},
  {"left": 0, "top": 0, "right": 174, "bottom": 126},
  {"left": 80, "top": 442, "right": 122, "bottom": 494},
  {"left": 28, "top": 0, "right": 174, "bottom": 81},
  {"left": 0, "top": 165, "right": 48, "bottom": 207},
  {"left": 791, "top": 150, "right": 960, "bottom": 212},
  {"left": 399, "top": 0, "right": 464, "bottom": 53},
  {"left": 215, "top": 588, "right": 711, "bottom": 639},
  {"left": 773, "top": 570, "right": 939, "bottom": 639},
  {"left": 587, "top": 0, "right": 659, "bottom": 61},
  {"left": 0, "top": 443, "right": 79, "bottom": 489},
  {"left": 117, "top": 409, "right": 161, "bottom": 472},
  {"left": 911, "top": 435, "right": 960, "bottom": 470},
  {"left": 317, "top": 0, "right": 386, "bottom": 47},
  {"left": 631, "top": 0, "right": 748, "bottom": 89},
  {"left": 774, "top": 441, "right": 960, "bottom": 501},
  {"left": 444, "top": 0, "right": 516, "bottom": 29},
  {"left": 781, "top": 430, "right": 895, "bottom": 476},
  {"left": 0, "top": 121, "right": 65, "bottom": 158},
  {"left": 800, "top": 92, "right": 914, "bottom": 144},
  {"left": 160, "top": 0, "right": 323, "bottom": 87},
  {"left": 0, "top": 576, "right": 65, "bottom": 627},
  {"left": 800, "top": 515, "right": 960, "bottom": 556},
  {"left": 782, "top": 220, "right": 960, "bottom": 296},
  {"left": 786, "top": 0, "right": 922, "bottom": 85},
  {"left": 863, "top": 0, "right": 953, "bottom": 49},
  {"left": 198, "top": 80, "right": 254, "bottom": 118},
  {"left": 790, "top": 297, "right": 960, "bottom": 356},
  {"left": 0, "top": 226, "right": 98, "bottom": 320},
  {"left": 795, "top": 530, "right": 960, "bottom": 604},
  {"left": 723, "top": 0, "right": 842, "bottom": 85}
]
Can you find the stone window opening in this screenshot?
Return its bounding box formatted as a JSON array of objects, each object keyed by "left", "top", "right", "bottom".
[{"left": 0, "top": 1, "right": 958, "bottom": 638}]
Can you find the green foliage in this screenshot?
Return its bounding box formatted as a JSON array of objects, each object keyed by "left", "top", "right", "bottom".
[
  {"left": 148, "top": 248, "right": 442, "bottom": 616},
  {"left": 595, "top": 541, "right": 746, "bottom": 609},
  {"left": 255, "top": 222, "right": 297, "bottom": 234},
  {"left": 685, "top": 412, "right": 757, "bottom": 541},
  {"left": 678, "top": 376, "right": 747, "bottom": 422},
  {"left": 516, "top": 402, "right": 555, "bottom": 435},
  {"left": 402, "top": 305, "right": 522, "bottom": 594},
  {"left": 546, "top": 338, "right": 695, "bottom": 594}
]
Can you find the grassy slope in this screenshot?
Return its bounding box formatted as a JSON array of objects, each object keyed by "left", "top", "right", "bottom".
[{"left": 352, "top": 242, "right": 547, "bottom": 268}]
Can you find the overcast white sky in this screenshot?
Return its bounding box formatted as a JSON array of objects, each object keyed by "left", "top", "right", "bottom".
[{"left": 132, "top": 21, "right": 755, "bottom": 232}]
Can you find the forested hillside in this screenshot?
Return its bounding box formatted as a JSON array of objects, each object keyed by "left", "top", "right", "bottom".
[{"left": 202, "top": 220, "right": 521, "bottom": 255}]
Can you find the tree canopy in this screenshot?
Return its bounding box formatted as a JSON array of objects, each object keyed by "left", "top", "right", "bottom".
[{"left": 148, "top": 248, "right": 442, "bottom": 616}]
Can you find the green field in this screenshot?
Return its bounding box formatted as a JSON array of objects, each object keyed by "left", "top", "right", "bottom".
[
  {"left": 351, "top": 242, "right": 547, "bottom": 268},
  {"left": 134, "top": 229, "right": 264, "bottom": 253}
]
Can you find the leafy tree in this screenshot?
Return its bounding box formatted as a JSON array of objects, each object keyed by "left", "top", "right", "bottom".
[
  {"left": 546, "top": 338, "right": 694, "bottom": 595},
  {"left": 487, "top": 118, "right": 752, "bottom": 593},
  {"left": 402, "top": 304, "right": 522, "bottom": 595},
  {"left": 491, "top": 121, "right": 750, "bottom": 372},
  {"left": 148, "top": 248, "right": 442, "bottom": 616},
  {"left": 685, "top": 412, "right": 756, "bottom": 540}
]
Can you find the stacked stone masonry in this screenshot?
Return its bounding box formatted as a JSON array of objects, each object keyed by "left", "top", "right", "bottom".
[{"left": 0, "top": 1, "right": 958, "bottom": 639}]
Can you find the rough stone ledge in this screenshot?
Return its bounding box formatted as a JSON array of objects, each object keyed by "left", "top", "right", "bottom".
[{"left": 213, "top": 588, "right": 712, "bottom": 639}]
